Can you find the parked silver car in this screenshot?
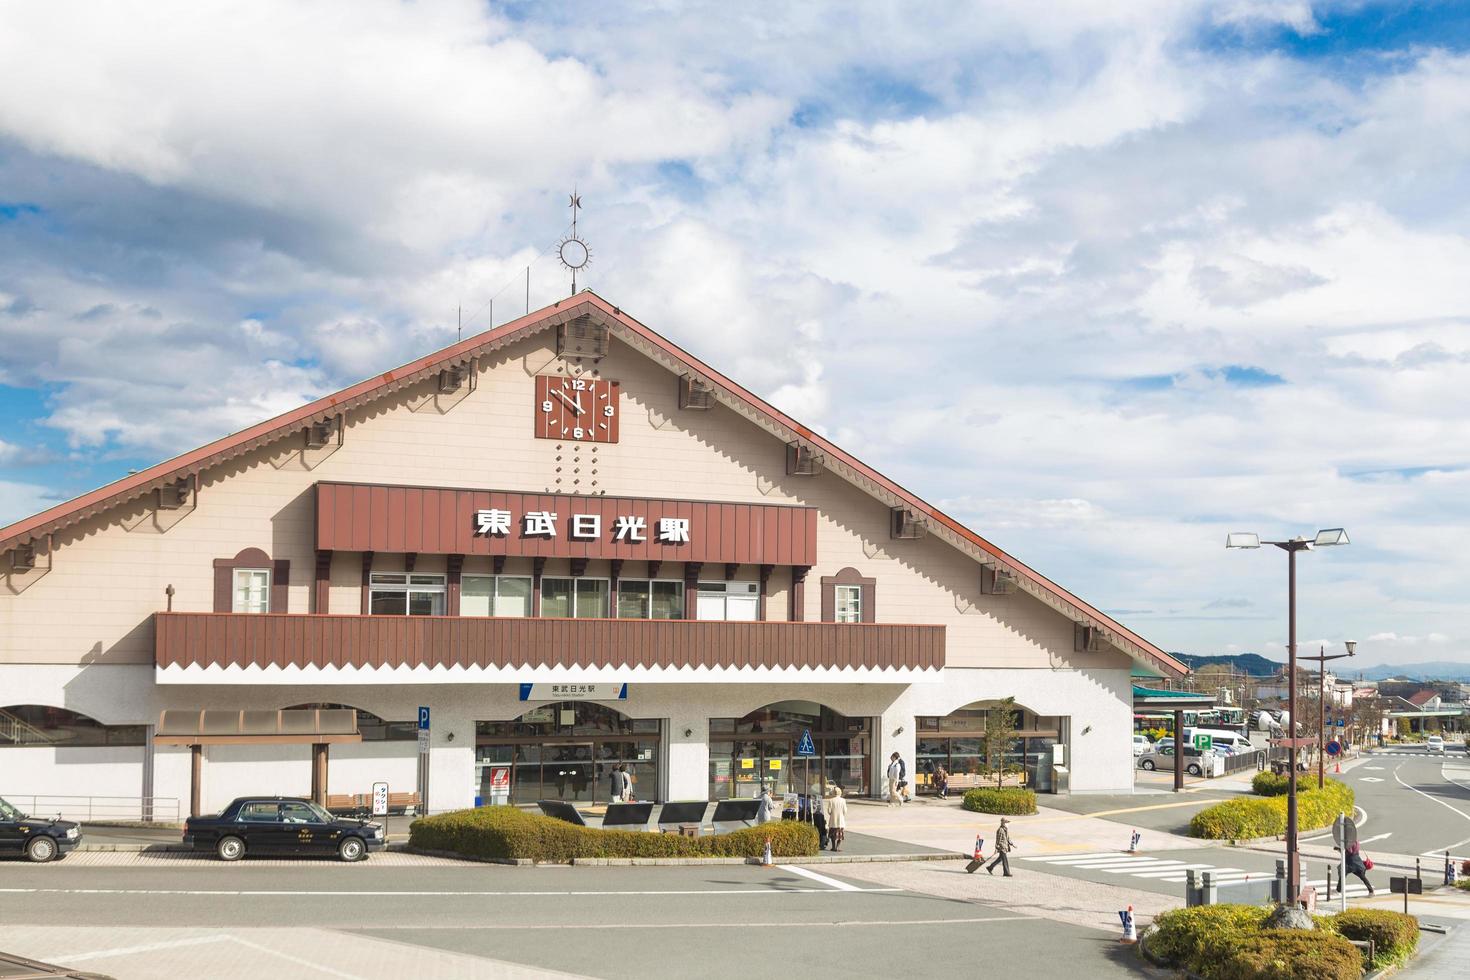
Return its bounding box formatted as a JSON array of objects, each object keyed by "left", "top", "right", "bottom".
[{"left": 1137, "top": 744, "right": 1206, "bottom": 777}]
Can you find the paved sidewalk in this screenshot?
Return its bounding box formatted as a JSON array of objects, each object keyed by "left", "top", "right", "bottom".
[{"left": 843, "top": 796, "right": 1213, "bottom": 857}]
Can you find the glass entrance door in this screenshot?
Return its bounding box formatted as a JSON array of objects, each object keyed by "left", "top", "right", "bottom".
[{"left": 542, "top": 743, "right": 595, "bottom": 803}]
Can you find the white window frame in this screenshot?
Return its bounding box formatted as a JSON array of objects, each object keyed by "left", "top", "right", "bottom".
[
  {"left": 461, "top": 574, "right": 534, "bottom": 617},
  {"left": 369, "top": 572, "right": 447, "bottom": 616},
  {"left": 695, "top": 581, "right": 760, "bottom": 622},
  {"left": 540, "top": 577, "right": 611, "bottom": 619},
  {"left": 233, "top": 568, "right": 272, "bottom": 614},
  {"left": 834, "top": 584, "right": 862, "bottom": 624},
  {"left": 615, "top": 579, "right": 686, "bottom": 620}
]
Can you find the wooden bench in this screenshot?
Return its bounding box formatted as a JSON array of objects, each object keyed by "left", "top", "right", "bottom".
[
  {"left": 916, "top": 773, "right": 1021, "bottom": 794},
  {"left": 324, "top": 791, "right": 422, "bottom": 816}
]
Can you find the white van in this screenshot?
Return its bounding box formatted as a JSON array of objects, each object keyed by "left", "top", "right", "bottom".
[{"left": 1184, "top": 728, "right": 1252, "bottom": 754}]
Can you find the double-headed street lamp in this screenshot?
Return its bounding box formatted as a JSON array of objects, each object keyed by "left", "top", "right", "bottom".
[
  {"left": 1226, "top": 528, "right": 1350, "bottom": 906},
  {"left": 1305, "top": 641, "right": 1356, "bottom": 790}
]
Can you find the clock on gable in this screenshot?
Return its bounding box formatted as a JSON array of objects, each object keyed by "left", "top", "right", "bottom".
[{"left": 535, "top": 375, "right": 620, "bottom": 443}]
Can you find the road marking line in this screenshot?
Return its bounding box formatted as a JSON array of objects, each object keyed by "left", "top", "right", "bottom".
[
  {"left": 32, "top": 935, "right": 229, "bottom": 964},
  {"left": 359, "top": 916, "right": 1044, "bottom": 930},
  {"left": 1394, "top": 763, "right": 1470, "bottom": 847},
  {"left": 785, "top": 866, "right": 861, "bottom": 892},
  {"left": 220, "top": 935, "right": 367, "bottom": 979},
  {"left": 1131, "top": 865, "right": 1215, "bottom": 878},
  {"left": 0, "top": 886, "right": 903, "bottom": 897}
]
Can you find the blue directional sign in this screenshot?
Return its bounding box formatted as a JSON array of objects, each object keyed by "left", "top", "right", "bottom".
[
  {"left": 418, "top": 706, "right": 430, "bottom": 731},
  {"left": 795, "top": 729, "right": 817, "bottom": 757}
]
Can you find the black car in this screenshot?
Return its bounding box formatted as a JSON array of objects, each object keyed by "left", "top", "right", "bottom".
[
  {"left": 0, "top": 796, "right": 81, "bottom": 862},
  {"left": 183, "top": 797, "right": 385, "bottom": 861}
]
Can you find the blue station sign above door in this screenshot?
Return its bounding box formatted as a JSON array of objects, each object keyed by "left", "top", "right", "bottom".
[{"left": 519, "top": 683, "right": 628, "bottom": 702}]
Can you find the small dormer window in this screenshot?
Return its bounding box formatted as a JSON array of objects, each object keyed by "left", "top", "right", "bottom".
[{"left": 233, "top": 569, "right": 271, "bottom": 614}]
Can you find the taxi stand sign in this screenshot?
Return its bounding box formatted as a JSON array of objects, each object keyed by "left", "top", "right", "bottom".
[{"left": 372, "top": 781, "right": 389, "bottom": 817}]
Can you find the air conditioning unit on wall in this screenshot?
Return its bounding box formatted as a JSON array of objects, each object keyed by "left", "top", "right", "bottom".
[
  {"left": 786, "top": 441, "right": 824, "bottom": 476},
  {"left": 156, "top": 479, "right": 191, "bottom": 510},
  {"left": 1074, "top": 623, "right": 1106, "bottom": 652},
  {"left": 678, "top": 374, "right": 714, "bottom": 410},
  {"left": 981, "top": 565, "right": 1017, "bottom": 595},
  {"left": 9, "top": 543, "right": 36, "bottom": 571},
  {"left": 557, "top": 316, "right": 610, "bottom": 358},
  {"left": 306, "top": 416, "right": 339, "bottom": 448},
  {"left": 890, "top": 507, "right": 926, "bottom": 540}
]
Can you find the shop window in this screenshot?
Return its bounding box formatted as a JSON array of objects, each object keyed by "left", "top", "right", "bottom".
[
  {"left": 696, "top": 581, "right": 758, "bottom": 621},
  {"left": 541, "top": 578, "right": 610, "bottom": 618},
  {"left": 461, "top": 575, "right": 532, "bottom": 617},
  {"left": 708, "top": 701, "right": 871, "bottom": 799},
  {"left": 476, "top": 701, "right": 657, "bottom": 738},
  {"left": 232, "top": 568, "right": 271, "bottom": 614},
  {"left": 0, "top": 705, "right": 145, "bottom": 747},
  {"left": 617, "top": 580, "right": 684, "bottom": 619},
  {"left": 370, "top": 573, "right": 446, "bottom": 616}
]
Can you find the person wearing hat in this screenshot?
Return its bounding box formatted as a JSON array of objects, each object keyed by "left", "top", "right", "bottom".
[{"left": 986, "top": 817, "right": 1015, "bottom": 877}]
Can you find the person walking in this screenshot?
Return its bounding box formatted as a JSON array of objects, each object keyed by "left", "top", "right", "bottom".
[
  {"left": 755, "top": 784, "right": 774, "bottom": 824},
  {"left": 1345, "top": 841, "right": 1375, "bottom": 896},
  {"left": 607, "top": 764, "right": 626, "bottom": 803},
  {"left": 932, "top": 764, "right": 949, "bottom": 800},
  {"left": 897, "top": 754, "right": 910, "bottom": 803},
  {"left": 812, "top": 786, "right": 829, "bottom": 848},
  {"left": 825, "top": 785, "right": 848, "bottom": 851},
  {"left": 620, "top": 765, "right": 634, "bottom": 802},
  {"left": 986, "top": 817, "right": 1015, "bottom": 877}
]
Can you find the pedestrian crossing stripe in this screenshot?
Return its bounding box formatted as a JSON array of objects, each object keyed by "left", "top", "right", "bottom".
[{"left": 1018, "top": 851, "right": 1372, "bottom": 894}]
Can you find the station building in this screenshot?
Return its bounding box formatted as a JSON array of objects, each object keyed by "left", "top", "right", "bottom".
[{"left": 0, "top": 293, "right": 1186, "bottom": 817}]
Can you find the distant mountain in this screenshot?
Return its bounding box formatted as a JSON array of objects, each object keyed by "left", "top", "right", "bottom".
[
  {"left": 1173, "top": 653, "right": 1283, "bottom": 676},
  {"left": 1341, "top": 661, "right": 1470, "bottom": 683}
]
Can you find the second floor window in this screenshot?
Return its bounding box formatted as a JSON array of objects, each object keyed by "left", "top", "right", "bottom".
[
  {"left": 834, "top": 585, "right": 862, "bottom": 623},
  {"left": 541, "top": 578, "right": 609, "bottom": 618},
  {"left": 617, "top": 580, "right": 684, "bottom": 619},
  {"left": 461, "top": 575, "right": 533, "bottom": 617},
  {"left": 696, "top": 581, "right": 759, "bottom": 621},
  {"left": 233, "top": 569, "right": 271, "bottom": 614},
  {"left": 370, "top": 573, "right": 445, "bottom": 616}
]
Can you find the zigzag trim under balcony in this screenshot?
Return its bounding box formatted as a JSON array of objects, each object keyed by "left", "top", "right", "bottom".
[{"left": 154, "top": 661, "right": 945, "bottom": 685}]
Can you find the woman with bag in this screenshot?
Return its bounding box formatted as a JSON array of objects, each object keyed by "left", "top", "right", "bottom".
[
  {"left": 824, "top": 785, "right": 848, "bottom": 851},
  {"left": 1346, "top": 841, "right": 1375, "bottom": 896}
]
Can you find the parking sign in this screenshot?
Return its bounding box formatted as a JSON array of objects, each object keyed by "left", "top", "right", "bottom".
[{"left": 418, "top": 706, "right": 430, "bottom": 730}]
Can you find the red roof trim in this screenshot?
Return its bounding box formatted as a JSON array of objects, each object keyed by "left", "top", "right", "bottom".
[{"left": 0, "top": 291, "right": 1184, "bottom": 676}]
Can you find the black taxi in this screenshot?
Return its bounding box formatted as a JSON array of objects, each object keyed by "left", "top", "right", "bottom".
[
  {"left": 0, "top": 795, "right": 81, "bottom": 862},
  {"left": 183, "top": 797, "right": 385, "bottom": 861}
]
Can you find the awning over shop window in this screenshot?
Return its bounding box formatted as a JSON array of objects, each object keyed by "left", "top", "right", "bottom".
[{"left": 154, "top": 708, "right": 362, "bottom": 745}]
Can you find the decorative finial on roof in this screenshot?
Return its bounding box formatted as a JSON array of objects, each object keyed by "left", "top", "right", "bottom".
[{"left": 558, "top": 187, "right": 591, "bottom": 296}]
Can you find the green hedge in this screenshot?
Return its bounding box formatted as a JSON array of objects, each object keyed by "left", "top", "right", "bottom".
[
  {"left": 1213, "top": 929, "right": 1362, "bottom": 980},
  {"left": 1330, "top": 908, "right": 1418, "bottom": 968},
  {"left": 1191, "top": 779, "right": 1354, "bottom": 839},
  {"left": 408, "top": 805, "right": 819, "bottom": 862},
  {"left": 1149, "top": 905, "right": 1272, "bottom": 968},
  {"left": 961, "top": 787, "right": 1037, "bottom": 815},
  {"left": 1251, "top": 771, "right": 1290, "bottom": 796}
]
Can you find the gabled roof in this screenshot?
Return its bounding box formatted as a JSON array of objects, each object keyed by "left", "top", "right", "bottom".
[
  {"left": 0, "top": 291, "right": 1186, "bottom": 677},
  {"left": 1405, "top": 689, "right": 1439, "bottom": 707}
]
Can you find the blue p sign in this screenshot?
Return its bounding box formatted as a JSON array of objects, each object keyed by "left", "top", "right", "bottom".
[{"left": 418, "top": 706, "right": 430, "bottom": 730}]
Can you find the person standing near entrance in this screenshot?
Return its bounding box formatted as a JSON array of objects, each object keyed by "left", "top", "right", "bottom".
[
  {"left": 824, "top": 786, "right": 847, "bottom": 851},
  {"left": 620, "top": 765, "right": 634, "bottom": 802},
  {"left": 932, "top": 764, "right": 949, "bottom": 800},
  {"left": 756, "top": 784, "right": 774, "bottom": 824},
  {"left": 886, "top": 753, "right": 903, "bottom": 806},
  {"left": 608, "top": 764, "right": 626, "bottom": 803},
  {"left": 986, "top": 817, "right": 1014, "bottom": 877}
]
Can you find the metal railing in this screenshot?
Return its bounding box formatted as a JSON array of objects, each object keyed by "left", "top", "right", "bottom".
[
  {"left": 3, "top": 795, "right": 180, "bottom": 823},
  {"left": 1221, "top": 748, "right": 1266, "bottom": 774},
  {"left": 0, "top": 708, "right": 56, "bottom": 745}
]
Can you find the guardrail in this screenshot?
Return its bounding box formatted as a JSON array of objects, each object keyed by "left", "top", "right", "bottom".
[
  {"left": 4, "top": 795, "right": 181, "bottom": 823},
  {"left": 1221, "top": 748, "right": 1266, "bottom": 774}
]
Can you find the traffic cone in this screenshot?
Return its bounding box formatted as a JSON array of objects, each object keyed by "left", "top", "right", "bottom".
[
  {"left": 1118, "top": 906, "right": 1137, "bottom": 944},
  {"left": 974, "top": 836, "right": 984, "bottom": 861},
  {"left": 1128, "top": 830, "right": 1141, "bottom": 853},
  {"left": 1334, "top": 760, "right": 1341, "bottom": 774},
  {"left": 761, "top": 838, "right": 773, "bottom": 868}
]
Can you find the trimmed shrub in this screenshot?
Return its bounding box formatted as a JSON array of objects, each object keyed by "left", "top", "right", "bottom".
[
  {"left": 961, "top": 787, "right": 1037, "bottom": 815},
  {"left": 1149, "top": 904, "right": 1271, "bottom": 969},
  {"left": 1191, "top": 779, "right": 1353, "bottom": 839},
  {"left": 1252, "top": 771, "right": 1289, "bottom": 796},
  {"left": 408, "top": 805, "right": 819, "bottom": 862},
  {"left": 1213, "top": 929, "right": 1362, "bottom": 980},
  {"left": 1330, "top": 908, "right": 1418, "bottom": 968}
]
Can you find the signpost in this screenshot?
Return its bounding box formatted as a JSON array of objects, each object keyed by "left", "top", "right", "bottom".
[
  {"left": 518, "top": 683, "right": 628, "bottom": 702},
  {"left": 1389, "top": 875, "right": 1422, "bottom": 915},
  {"left": 372, "top": 781, "right": 389, "bottom": 818},
  {"left": 1326, "top": 740, "right": 1342, "bottom": 757},
  {"left": 795, "top": 729, "right": 817, "bottom": 822},
  {"left": 1331, "top": 814, "right": 1356, "bottom": 912},
  {"left": 417, "top": 706, "right": 430, "bottom": 812},
  {"left": 489, "top": 766, "right": 510, "bottom": 806}
]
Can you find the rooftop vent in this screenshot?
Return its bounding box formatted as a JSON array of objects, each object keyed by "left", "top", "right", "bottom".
[
  {"left": 557, "top": 315, "right": 610, "bottom": 358},
  {"left": 891, "top": 507, "right": 926, "bottom": 540},
  {"left": 786, "top": 442, "right": 824, "bottom": 476},
  {"left": 678, "top": 374, "right": 715, "bottom": 410}
]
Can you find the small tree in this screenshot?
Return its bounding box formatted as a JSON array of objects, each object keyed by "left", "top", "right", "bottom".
[
  {"left": 1397, "top": 717, "right": 1411, "bottom": 740},
  {"left": 983, "top": 697, "right": 1022, "bottom": 789}
]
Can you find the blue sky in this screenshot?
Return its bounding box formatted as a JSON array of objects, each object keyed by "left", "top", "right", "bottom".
[{"left": 1, "top": 0, "right": 1468, "bottom": 664}]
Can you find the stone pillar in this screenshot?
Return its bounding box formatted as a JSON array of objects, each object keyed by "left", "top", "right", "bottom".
[{"left": 665, "top": 708, "right": 710, "bottom": 801}]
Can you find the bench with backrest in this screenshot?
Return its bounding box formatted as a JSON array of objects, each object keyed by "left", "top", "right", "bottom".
[
  {"left": 324, "top": 791, "right": 422, "bottom": 816},
  {"left": 916, "top": 772, "right": 1008, "bottom": 794}
]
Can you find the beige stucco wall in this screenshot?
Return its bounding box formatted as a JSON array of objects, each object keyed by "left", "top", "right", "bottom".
[{"left": 0, "top": 329, "right": 1130, "bottom": 678}]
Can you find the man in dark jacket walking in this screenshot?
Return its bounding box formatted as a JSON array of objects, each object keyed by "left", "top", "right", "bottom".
[{"left": 986, "top": 817, "right": 1015, "bottom": 877}]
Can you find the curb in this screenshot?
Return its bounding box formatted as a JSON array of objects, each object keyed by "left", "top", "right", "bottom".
[{"left": 570, "top": 852, "right": 955, "bottom": 867}]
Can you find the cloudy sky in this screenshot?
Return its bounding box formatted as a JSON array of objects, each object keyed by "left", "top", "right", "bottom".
[{"left": 2, "top": 1, "right": 1468, "bottom": 665}]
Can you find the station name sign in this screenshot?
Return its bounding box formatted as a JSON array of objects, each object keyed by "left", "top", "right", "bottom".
[{"left": 315, "top": 482, "right": 819, "bottom": 565}]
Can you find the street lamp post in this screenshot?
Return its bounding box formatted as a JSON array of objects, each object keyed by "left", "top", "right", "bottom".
[
  {"left": 1304, "top": 641, "right": 1356, "bottom": 789},
  {"left": 1226, "top": 528, "right": 1350, "bottom": 906}
]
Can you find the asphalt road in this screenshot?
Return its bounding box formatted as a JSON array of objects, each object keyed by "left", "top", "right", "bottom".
[
  {"left": 1342, "top": 749, "right": 1470, "bottom": 860},
  {"left": 0, "top": 861, "right": 1148, "bottom": 979}
]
